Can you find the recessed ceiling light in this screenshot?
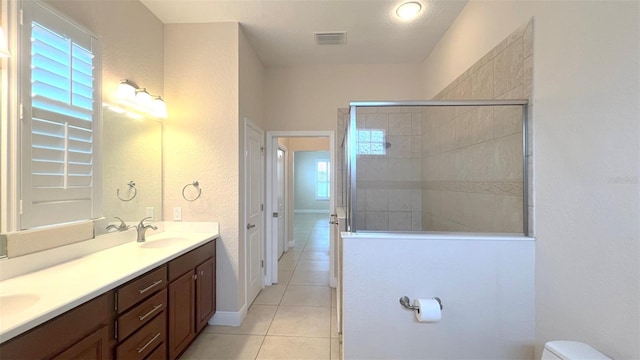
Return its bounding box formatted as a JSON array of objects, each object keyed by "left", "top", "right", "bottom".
[{"left": 396, "top": 2, "right": 422, "bottom": 20}]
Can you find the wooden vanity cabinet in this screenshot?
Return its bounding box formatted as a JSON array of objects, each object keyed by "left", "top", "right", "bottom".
[
  {"left": 167, "top": 241, "right": 216, "bottom": 360},
  {"left": 0, "top": 238, "right": 216, "bottom": 360},
  {"left": 114, "top": 266, "right": 168, "bottom": 360},
  {"left": 0, "top": 291, "right": 114, "bottom": 360}
]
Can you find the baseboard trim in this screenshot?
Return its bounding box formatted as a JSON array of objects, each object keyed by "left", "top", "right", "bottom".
[
  {"left": 294, "top": 209, "right": 330, "bottom": 214},
  {"left": 209, "top": 304, "right": 247, "bottom": 326}
]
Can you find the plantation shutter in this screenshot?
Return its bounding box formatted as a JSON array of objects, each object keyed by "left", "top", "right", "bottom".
[{"left": 21, "top": 2, "right": 102, "bottom": 229}]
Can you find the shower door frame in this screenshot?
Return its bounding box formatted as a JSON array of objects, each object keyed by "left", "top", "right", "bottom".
[{"left": 348, "top": 100, "right": 530, "bottom": 235}]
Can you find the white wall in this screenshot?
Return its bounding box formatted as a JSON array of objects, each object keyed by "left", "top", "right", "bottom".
[
  {"left": 342, "top": 233, "right": 535, "bottom": 359},
  {"left": 279, "top": 137, "right": 330, "bottom": 245},
  {"left": 45, "top": 0, "right": 164, "bottom": 105},
  {"left": 164, "top": 22, "right": 243, "bottom": 314},
  {"left": 293, "top": 151, "right": 330, "bottom": 212},
  {"left": 421, "top": 1, "right": 640, "bottom": 358},
  {"left": 264, "top": 64, "right": 423, "bottom": 132}
]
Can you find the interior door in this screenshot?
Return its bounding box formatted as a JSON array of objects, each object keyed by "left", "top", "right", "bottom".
[
  {"left": 277, "top": 148, "right": 286, "bottom": 258},
  {"left": 245, "top": 120, "right": 264, "bottom": 306}
]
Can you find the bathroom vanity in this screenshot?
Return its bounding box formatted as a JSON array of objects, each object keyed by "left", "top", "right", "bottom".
[{"left": 0, "top": 230, "right": 217, "bottom": 360}]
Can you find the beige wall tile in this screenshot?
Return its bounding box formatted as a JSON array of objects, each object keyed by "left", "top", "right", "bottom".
[
  {"left": 494, "top": 38, "right": 524, "bottom": 97},
  {"left": 389, "top": 212, "right": 412, "bottom": 231},
  {"left": 470, "top": 61, "right": 495, "bottom": 99}
]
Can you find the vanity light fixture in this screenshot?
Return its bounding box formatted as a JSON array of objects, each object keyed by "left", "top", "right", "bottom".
[
  {"left": 151, "top": 96, "right": 168, "bottom": 118},
  {"left": 116, "top": 79, "right": 137, "bottom": 101},
  {"left": 0, "top": 26, "right": 11, "bottom": 58},
  {"left": 396, "top": 1, "right": 422, "bottom": 20},
  {"left": 135, "top": 88, "right": 153, "bottom": 109},
  {"left": 114, "top": 79, "right": 167, "bottom": 118}
]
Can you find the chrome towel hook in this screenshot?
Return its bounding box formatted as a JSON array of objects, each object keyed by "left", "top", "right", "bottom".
[
  {"left": 182, "top": 181, "right": 202, "bottom": 201},
  {"left": 116, "top": 181, "right": 137, "bottom": 201}
]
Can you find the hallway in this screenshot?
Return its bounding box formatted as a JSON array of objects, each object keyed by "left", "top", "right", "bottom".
[{"left": 182, "top": 213, "right": 339, "bottom": 359}]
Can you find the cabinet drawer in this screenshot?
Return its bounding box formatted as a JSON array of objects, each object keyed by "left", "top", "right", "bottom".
[
  {"left": 116, "top": 310, "right": 166, "bottom": 360},
  {"left": 117, "top": 266, "right": 167, "bottom": 313},
  {"left": 118, "top": 288, "right": 167, "bottom": 340},
  {"left": 169, "top": 240, "right": 215, "bottom": 282},
  {"left": 145, "top": 340, "right": 167, "bottom": 360}
]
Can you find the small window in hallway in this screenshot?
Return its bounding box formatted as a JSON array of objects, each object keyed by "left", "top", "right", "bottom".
[{"left": 315, "top": 159, "right": 330, "bottom": 199}]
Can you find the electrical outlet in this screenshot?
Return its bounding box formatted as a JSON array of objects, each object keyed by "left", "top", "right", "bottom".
[
  {"left": 146, "top": 207, "right": 154, "bottom": 219},
  {"left": 173, "top": 207, "right": 182, "bottom": 221}
]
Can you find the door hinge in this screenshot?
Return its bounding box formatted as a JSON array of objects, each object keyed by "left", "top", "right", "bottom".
[
  {"left": 261, "top": 204, "right": 264, "bottom": 211},
  {"left": 261, "top": 260, "right": 264, "bottom": 268},
  {"left": 20, "top": 9, "right": 23, "bottom": 26},
  {"left": 261, "top": 147, "right": 264, "bottom": 152},
  {"left": 19, "top": 200, "right": 23, "bottom": 215},
  {"left": 272, "top": 212, "right": 278, "bottom": 218},
  {"left": 19, "top": 104, "right": 23, "bottom": 120}
]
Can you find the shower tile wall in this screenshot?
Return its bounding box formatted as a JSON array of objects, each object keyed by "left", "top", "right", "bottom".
[
  {"left": 422, "top": 19, "right": 533, "bottom": 233},
  {"left": 336, "top": 108, "right": 349, "bottom": 210},
  {"left": 354, "top": 106, "right": 423, "bottom": 231}
]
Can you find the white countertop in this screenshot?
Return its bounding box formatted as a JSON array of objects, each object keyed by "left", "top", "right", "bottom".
[{"left": 0, "top": 229, "right": 218, "bottom": 344}]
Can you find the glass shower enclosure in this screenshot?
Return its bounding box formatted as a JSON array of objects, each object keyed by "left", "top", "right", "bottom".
[{"left": 338, "top": 100, "right": 530, "bottom": 235}]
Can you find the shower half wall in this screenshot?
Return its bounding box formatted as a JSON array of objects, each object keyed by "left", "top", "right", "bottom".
[{"left": 340, "top": 100, "right": 528, "bottom": 235}]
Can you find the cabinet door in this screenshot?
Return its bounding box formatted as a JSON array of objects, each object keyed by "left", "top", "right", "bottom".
[
  {"left": 52, "top": 325, "right": 109, "bottom": 360},
  {"left": 168, "top": 270, "right": 195, "bottom": 360},
  {"left": 195, "top": 257, "right": 215, "bottom": 332}
]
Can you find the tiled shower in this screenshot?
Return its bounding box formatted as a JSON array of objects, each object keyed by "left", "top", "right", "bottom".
[{"left": 336, "top": 19, "right": 533, "bottom": 235}]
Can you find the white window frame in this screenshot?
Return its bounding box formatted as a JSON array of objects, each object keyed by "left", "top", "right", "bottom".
[
  {"left": 19, "top": 1, "right": 102, "bottom": 230},
  {"left": 315, "top": 158, "right": 330, "bottom": 200}
]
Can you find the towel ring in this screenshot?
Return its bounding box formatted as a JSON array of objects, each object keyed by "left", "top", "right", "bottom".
[
  {"left": 117, "top": 181, "right": 137, "bottom": 201},
  {"left": 182, "top": 181, "right": 202, "bottom": 201}
]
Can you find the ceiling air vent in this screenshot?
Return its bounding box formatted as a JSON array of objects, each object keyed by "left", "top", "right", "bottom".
[{"left": 314, "top": 31, "right": 347, "bottom": 45}]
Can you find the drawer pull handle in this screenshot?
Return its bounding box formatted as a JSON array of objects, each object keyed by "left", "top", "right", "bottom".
[
  {"left": 138, "top": 280, "right": 163, "bottom": 294},
  {"left": 138, "top": 304, "right": 163, "bottom": 321},
  {"left": 136, "top": 332, "right": 161, "bottom": 354}
]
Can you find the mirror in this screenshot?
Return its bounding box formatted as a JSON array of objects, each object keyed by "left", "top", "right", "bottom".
[{"left": 95, "top": 107, "right": 162, "bottom": 235}]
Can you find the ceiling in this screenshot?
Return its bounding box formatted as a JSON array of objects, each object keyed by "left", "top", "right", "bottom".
[{"left": 139, "top": 0, "right": 468, "bottom": 67}]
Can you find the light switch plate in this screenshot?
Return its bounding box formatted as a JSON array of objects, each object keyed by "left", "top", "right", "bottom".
[{"left": 173, "top": 207, "right": 182, "bottom": 221}]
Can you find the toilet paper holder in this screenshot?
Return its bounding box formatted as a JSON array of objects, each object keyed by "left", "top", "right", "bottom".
[{"left": 399, "top": 296, "right": 443, "bottom": 311}]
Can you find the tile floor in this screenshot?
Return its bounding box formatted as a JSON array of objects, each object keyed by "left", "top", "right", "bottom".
[{"left": 182, "top": 213, "right": 339, "bottom": 360}]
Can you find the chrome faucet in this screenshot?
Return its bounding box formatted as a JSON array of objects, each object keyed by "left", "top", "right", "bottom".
[
  {"left": 136, "top": 217, "right": 158, "bottom": 242},
  {"left": 106, "top": 217, "right": 131, "bottom": 232}
]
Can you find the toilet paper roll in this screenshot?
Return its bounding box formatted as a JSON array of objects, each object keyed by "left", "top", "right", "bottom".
[{"left": 413, "top": 298, "right": 442, "bottom": 322}]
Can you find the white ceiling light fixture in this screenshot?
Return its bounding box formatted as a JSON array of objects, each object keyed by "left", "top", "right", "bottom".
[{"left": 396, "top": 2, "right": 422, "bottom": 20}]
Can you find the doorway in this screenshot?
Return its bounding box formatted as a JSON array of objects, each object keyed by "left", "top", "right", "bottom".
[{"left": 265, "top": 131, "right": 335, "bottom": 286}]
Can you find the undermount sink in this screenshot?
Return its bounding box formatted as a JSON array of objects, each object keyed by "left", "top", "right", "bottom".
[
  {"left": 139, "top": 237, "right": 189, "bottom": 249},
  {"left": 0, "top": 294, "right": 40, "bottom": 313}
]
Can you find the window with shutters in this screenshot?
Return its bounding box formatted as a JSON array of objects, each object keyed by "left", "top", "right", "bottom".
[{"left": 20, "top": 1, "right": 102, "bottom": 229}]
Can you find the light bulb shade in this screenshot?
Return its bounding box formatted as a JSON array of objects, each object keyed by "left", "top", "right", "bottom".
[
  {"left": 135, "top": 88, "right": 153, "bottom": 110},
  {"left": 151, "top": 96, "right": 168, "bottom": 118},
  {"left": 396, "top": 2, "right": 422, "bottom": 19},
  {"left": 0, "top": 26, "right": 11, "bottom": 58},
  {"left": 116, "top": 80, "right": 136, "bottom": 101}
]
